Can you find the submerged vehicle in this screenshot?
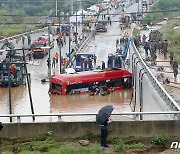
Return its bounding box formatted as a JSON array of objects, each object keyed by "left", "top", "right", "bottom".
[
  {"left": 75, "top": 53, "right": 93, "bottom": 72},
  {"left": 50, "top": 68, "right": 132, "bottom": 95},
  {"left": 31, "top": 34, "right": 54, "bottom": 59},
  {"left": 0, "top": 40, "right": 26, "bottom": 87}
]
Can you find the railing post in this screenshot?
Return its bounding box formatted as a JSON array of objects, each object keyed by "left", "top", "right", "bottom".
[
  {"left": 58, "top": 115, "right": 62, "bottom": 122},
  {"left": 17, "top": 116, "right": 21, "bottom": 123}
]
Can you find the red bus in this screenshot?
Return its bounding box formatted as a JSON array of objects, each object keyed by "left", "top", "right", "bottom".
[{"left": 50, "top": 68, "right": 132, "bottom": 95}]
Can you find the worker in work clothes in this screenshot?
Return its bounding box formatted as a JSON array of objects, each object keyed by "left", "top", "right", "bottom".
[
  {"left": 162, "top": 40, "right": 168, "bottom": 59},
  {"left": 172, "top": 61, "right": 179, "bottom": 78},
  {"left": 169, "top": 52, "right": 174, "bottom": 67},
  {"left": 55, "top": 53, "right": 59, "bottom": 63}
]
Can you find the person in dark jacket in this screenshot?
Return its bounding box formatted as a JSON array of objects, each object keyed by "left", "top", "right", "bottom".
[
  {"left": 102, "top": 61, "right": 105, "bottom": 69},
  {"left": 144, "top": 42, "right": 150, "bottom": 57},
  {"left": 101, "top": 117, "right": 112, "bottom": 147}
]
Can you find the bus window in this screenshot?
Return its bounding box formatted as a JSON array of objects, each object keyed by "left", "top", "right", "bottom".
[
  {"left": 106, "top": 78, "right": 124, "bottom": 87},
  {"left": 67, "top": 82, "right": 94, "bottom": 94},
  {"left": 52, "top": 83, "right": 62, "bottom": 91}
]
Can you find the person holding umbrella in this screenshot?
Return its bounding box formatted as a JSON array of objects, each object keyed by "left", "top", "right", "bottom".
[{"left": 96, "top": 105, "right": 113, "bottom": 147}]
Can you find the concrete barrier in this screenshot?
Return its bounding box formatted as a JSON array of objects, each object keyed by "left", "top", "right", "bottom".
[{"left": 0, "top": 120, "right": 180, "bottom": 139}]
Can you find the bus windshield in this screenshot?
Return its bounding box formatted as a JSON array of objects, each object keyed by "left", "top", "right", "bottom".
[{"left": 52, "top": 83, "right": 62, "bottom": 91}]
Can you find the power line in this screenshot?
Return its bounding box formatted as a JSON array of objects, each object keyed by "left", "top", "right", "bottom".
[
  {"left": 0, "top": 17, "right": 179, "bottom": 25},
  {"left": 0, "top": 9, "right": 179, "bottom": 17}
]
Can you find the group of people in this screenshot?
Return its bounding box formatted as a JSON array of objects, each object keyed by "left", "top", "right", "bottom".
[
  {"left": 47, "top": 52, "right": 67, "bottom": 69},
  {"left": 116, "top": 37, "right": 128, "bottom": 54},
  {"left": 139, "top": 30, "right": 179, "bottom": 78},
  {"left": 89, "top": 83, "right": 111, "bottom": 97},
  {"left": 56, "top": 32, "right": 67, "bottom": 47}
]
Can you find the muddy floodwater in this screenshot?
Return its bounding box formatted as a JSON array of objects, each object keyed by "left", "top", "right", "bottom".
[{"left": 0, "top": 80, "right": 132, "bottom": 122}]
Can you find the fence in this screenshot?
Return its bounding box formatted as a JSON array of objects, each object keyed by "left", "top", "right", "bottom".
[{"left": 0, "top": 111, "right": 180, "bottom": 123}]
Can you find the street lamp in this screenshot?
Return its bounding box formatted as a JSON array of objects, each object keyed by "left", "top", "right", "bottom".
[{"left": 58, "top": 11, "right": 62, "bottom": 74}]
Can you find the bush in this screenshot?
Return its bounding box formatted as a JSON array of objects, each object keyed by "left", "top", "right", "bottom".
[{"left": 151, "top": 136, "right": 169, "bottom": 146}]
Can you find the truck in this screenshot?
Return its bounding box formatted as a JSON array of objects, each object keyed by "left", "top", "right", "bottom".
[
  {"left": 61, "top": 25, "right": 71, "bottom": 36},
  {"left": 75, "top": 53, "right": 94, "bottom": 72},
  {"left": 0, "top": 40, "right": 26, "bottom": 87},
  {"left": 31, "top": 34, "right": 54, "bottom": 59}
]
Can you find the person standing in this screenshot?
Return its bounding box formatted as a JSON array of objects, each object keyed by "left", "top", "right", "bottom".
[
  {"left": 28, "top": 52, "right": 32, "bottom": 61},
  {"left": 144, "top": 42, "right": 150, "bottom": 58},
  {"left": 101, "top": 117, "right": 112, "bottom": 147},
  {"left": 47, "top": 58, "right": 51, "bottom": 69},
  {"left": 172, "top": 60, "right": 179, "bottom": 78},
  {"left": 94, "top": 54, "right": 97, "bottom": 66},
  {"left": 22, "top": 35, "right": 25, "bottom": 45},
  {"left": 169, "top": 52, "right": 174, "bottom": 67},
  {"left": 52, "top": 57, "right": 56, "bottom": 68},
  {"left": 162, "top": 40, "right": 168, "bottom": 59},
  {"left": 63, "top": 33, "right": 66, "bottom": 45},
  {"left": 102, "top": 61, "right": 105, "bottom": 69},
  {"left": 55, "top": 53, "right": 59, "bottom": 63}
]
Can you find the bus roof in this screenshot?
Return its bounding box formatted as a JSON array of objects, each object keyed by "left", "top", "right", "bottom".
[{"left": 51, "top": 68, "right": 132, "bottom": 85}]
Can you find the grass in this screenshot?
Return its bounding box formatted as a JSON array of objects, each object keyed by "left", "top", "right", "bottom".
[
  {"left": 151, "top": 136, "right": 169, "bottom": 146},
  {"left": 133, "top": 28, "right": 140, "bottom": 36},
  {"left": 160, "top": 19, "right": 180, "bottom": 61},
  {"left": 0, "top": 133, "right": 172, "bottom": 154},
  {"left": 114, "top": 138, "right": 146, "bottom": 152}
]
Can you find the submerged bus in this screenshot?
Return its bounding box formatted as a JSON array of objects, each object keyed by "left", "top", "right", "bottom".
[{"left": 50, "top": 68, "right": 132, "bottom": 95}]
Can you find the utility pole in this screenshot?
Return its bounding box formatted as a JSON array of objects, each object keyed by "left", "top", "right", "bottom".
[
  {"left": 22, "top": 47, "right": 35, "bottom": 121},
  {"left": 55, "top": 0, "right": 58, "bottom": 17},
  {"left": 59, "top": 11, "right": 62, "bottom": 73},
  {"left": 75, "top": 3, "right": 78, "bottom": 46},
  {"left": 7, "top": 61, "right": 12, "bottom": 122},
  {"left": 81, "top": 1, "right": 84, "bottom": 37},
  {"left": 138, "top": 0, "right": 140, "bottom": 25},
  {"left": 48, "top": 24, "right": 51, "bottom": 76}
]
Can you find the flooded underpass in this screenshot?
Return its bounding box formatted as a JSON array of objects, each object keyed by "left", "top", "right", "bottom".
[
  {"left": 0, "top": 81, "right": 133, "bottom": 122},
  {"left": 0, "top": 6, "right": 135, "bottom": 123}
]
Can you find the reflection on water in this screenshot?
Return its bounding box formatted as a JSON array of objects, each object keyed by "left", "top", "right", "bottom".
[{"left": 0, "top": 80, "right": 132, "bottom": 122}]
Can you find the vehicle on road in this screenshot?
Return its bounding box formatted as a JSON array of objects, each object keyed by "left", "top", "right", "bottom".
[
  {"left": 61, "top": 25, "right": 71, "bottom": 36},
  {"left": 82, "top": 21, "right": 92, "bottom": 32},
  {"left": 50, "top": 68, "right": 132, "bottom": 95},
  {"left": 31, "top": 34, "right": 54, "bottom": 59},
  {"left": 96, "top": 21, "right": 108, "bottom": 32}
]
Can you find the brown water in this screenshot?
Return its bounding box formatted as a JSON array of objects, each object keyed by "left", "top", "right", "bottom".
[{"left": 0, "top": 80, "right": 132, "bottom": 123}]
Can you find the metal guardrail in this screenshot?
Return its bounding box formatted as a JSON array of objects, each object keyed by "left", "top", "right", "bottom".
[
  {"left": 63, "top": 32, "right": 93, "bottom": 70},
  {"left": 0, "top": 27, "right": 48, "bottom": 43},
  {"left": 0, "top": 111, "right": 180, "bottom": 123},
  {"left": 131, "top": 42, "right": 180, "bottom": 112}
]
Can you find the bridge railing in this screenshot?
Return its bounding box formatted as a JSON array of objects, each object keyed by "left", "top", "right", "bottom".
[
  {"left": 0, "top": 111, "right": 180, "bottom": 123},
  {"left": 129, "top": 41, "right": 180, "bottom": 120}
]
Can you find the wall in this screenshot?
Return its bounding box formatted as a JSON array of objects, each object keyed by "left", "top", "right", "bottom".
[{"left": 0, "top": 120, "right": 180, "bottom": 139}]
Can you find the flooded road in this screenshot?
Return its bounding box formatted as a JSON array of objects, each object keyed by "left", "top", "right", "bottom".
[
  {"left": 0, "top": 4, "right": 137, "bottom": 123},
  {"left": 0, "top": 81, "right": 132, "bottom": 122}
]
